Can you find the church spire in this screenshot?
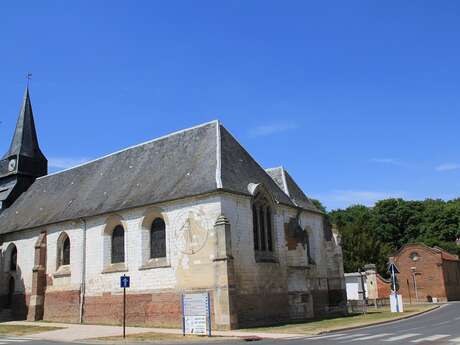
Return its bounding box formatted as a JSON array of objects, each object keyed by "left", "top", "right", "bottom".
[
  {"left": 3, "top": 86, "right": 45, "bottom": 161},
  {"left": 0, "top": 85, "right": 47, "bottom": 210}
]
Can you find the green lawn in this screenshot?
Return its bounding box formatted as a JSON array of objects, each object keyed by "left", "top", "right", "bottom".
[
  {"left": 0, "top": 325, "right": 63, "bottom": 336},
  {"left": 241, "top": 304, "right": 438, "bottom": 335},
  {"left": 96, "top": 333, "right": 235, "bottom": 343}
]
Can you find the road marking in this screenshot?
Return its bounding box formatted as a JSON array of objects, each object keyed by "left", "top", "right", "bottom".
[
  {"left": 334, "top": 333, "right": 370, "bottom": 340},
  {"left": 434, "top": 321, "right": 451, "bottom": 326},
  {"left": 449, "top": 338, "right": 460, "bottom": 343},
  {"left": 411, "top": 334, "right": 450, "bottom": 342},
  {"left": 349, "top": 333, "right": 393, "bottom": 341},
  {"left": 384, "top": 334, "right": 421, "bottom": 341},
  {"left": 307, "top": 333, "right": 347, "bottom": 340}
]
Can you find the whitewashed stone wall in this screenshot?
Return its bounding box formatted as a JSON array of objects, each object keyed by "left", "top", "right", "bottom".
[{"left": 0, "top": 194, "right": 223, "bottom": 297}]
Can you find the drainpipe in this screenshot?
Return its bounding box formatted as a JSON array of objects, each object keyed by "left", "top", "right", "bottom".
[{"left": 79, "top": 218, "right": 87, "bottom": 324}]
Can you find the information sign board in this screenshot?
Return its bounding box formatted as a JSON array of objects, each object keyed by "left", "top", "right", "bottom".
[{"left": 182, "top": 292, "right": 211, "bottom": 336}]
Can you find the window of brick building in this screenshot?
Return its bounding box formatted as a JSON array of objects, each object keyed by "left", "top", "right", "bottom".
[
  {"left": 150, "top": 218, "right": 166, "bottom": 259},
  {"left": 410, "top": 252, "right": 420, "bottom": 262},
  {"left": 111, "top": 225, "right": 125, "bottom": 263}
]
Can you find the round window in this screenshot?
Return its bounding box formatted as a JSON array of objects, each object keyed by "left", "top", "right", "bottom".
[{"left": 409, "top": 252, "right": 420, "bottom": 262}]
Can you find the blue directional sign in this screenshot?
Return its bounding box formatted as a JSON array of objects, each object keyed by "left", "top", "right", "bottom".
[{"left": 120, "top": 275, "right": 130, "bottom": 288}]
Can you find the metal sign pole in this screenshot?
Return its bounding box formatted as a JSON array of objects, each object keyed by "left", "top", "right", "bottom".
[
  {"left": 412, "top": 270, "right": 419, "bottom": 303},
  {"left": 359, "top": 269, "right": 366, "bottom": 315},
  {"left": 120, "top": 274, "right": 130, "bottom": 339},
  {"left": 207, "top": 292, "right": 212, "bottom": 337},
  {"left": 123, "top": 281, "right": 126, "bottom": 339},
  {"left": 181, "top": 294, "right": 185, "bottom": 337}
]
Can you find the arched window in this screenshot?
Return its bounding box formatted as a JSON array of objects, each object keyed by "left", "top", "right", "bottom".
[
  {"left": 63, "top": 237, "right": 70, "bottom": 265},
  {"left": 57, "top": 233, "right": 71, "bottom": 268},
  {"left": 304, "top": 228, "right": 313, "bottom": 264},
  {"left": 10, "top": 246, "right": 17, "bottom": 272},
  {"left": 252, "top": 204, "right": 259, "bottom": 251},
  {"left": 111, "top": 225, "right": 125, "bottom": 264},
  {"left": 150, "top": 218, "right": 166, "bottom": 259},
  {"left": 252, "top": 193, "right": 274, "bottom": 255},
  {"left": 266, "top": 207, "right": 273, "bottom": 251}
]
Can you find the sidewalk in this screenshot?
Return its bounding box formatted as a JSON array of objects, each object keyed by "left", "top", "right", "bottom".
[{"left": 2, "top": 321, "right": 305, "bottom": 341}]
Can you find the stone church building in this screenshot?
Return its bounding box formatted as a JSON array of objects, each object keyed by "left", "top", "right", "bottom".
[{"left": 0, "top": 88, "right": 346, "bottom": 329}]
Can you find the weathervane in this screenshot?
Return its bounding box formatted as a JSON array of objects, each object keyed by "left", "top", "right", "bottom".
[{"left": 26, "top": 73, "right": 32, "bottom": 87}]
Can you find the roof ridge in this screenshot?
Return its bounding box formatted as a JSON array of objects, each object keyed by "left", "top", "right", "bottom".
[
  {"left": 279, "top": 166, "right": 291, "bottom": 198},
  {"left": 265, "top": 166, "right": 283, "bottom": 171},
  {"left": 218, "top": 126, "right": 294, "bottom": 206},
  {"left": 38, "top": 120, "right": 219, "bottom": 180},
  {"left": 215, "top": 121, "right": 223, "bottom": 189}
]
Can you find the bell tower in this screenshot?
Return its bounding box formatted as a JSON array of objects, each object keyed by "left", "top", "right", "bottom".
[{"left": 0, "top": 87, "right": 47, "bottom": 210}]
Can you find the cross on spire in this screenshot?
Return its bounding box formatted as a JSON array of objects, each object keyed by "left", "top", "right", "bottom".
[{"left": 26, "top": 73, "right": 32, "bottom": 87}]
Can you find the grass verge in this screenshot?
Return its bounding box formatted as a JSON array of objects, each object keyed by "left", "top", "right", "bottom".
[
  {"left": 0, "top": 325, "right": 64, "bottom": 336},
  {"left": 240, "top": 304, "right": 438, "bottom": 335},
  {"left": 95, "top": 333, "right": 236, "bottom": 343}
]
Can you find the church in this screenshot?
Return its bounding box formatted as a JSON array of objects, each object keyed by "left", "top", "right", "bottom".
[{"left": 0, "top": 88, "right": 346, "bottom": 329}]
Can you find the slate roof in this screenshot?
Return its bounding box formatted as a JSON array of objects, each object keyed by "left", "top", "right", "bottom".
[
  {"left": 0, "top": 121, "right": 301, "bottom": 234},
  {"left": 265, "top": 166, "right": 320, "bottom": 213},
  {"left": 3, "top": 87, "right": 46, "bottom": 162}
]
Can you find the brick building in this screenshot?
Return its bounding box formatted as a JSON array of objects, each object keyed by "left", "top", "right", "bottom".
[
  {"left": 390, "top": 243, "right": 460, "bottom": 303},
  {"left": 0, "top": 88, "right": 346, "bottom": 329}
]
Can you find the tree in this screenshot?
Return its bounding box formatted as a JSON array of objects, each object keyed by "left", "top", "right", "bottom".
[
  {"left": 328, "top": 198, "right": 460, "bottom": 276},
  {"left": 330, "top": 205, "right": 393, "bottom": 275}
]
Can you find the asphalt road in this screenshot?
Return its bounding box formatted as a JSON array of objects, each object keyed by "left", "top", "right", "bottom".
[
  {"left": 2, "top": 303, "right": 459, "bottom": 345},
  {"left": 274, "top": 302, "right": 460, "bottom": 345}
]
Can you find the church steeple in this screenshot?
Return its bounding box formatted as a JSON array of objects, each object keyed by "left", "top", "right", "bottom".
[
  {"left": 3, "top": 87, "right": 46, "bottom": 163},
  {"left": 0, "top": 86, "right": 47, "bottom": 210}
]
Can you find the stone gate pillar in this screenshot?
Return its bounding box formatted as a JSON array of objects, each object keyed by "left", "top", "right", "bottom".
[
  {"left": 212, "top": 215, "right": 238, "bottom": 330},
  {"left": 27, "top": 232, "right": 47, "bottom": 321}
]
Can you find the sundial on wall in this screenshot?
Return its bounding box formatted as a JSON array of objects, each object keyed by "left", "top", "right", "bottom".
[{"left": 174, "top": 209, "right": 210, "bottom": 255}]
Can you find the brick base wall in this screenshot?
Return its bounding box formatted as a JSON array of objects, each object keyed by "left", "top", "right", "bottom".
[
  {"left": 311, "top": 289, "right": 330, "bottom": 317},
  {"left": 82, "top": 292, "right": 182, "bottom": 328},
  {"left": 236, "top": 293, "right": 289, "bottom": 327},
  {"left": 43, "top": 290, "right": 81, "bottom": 323},
  {"left": 0, "top": 293, "right": 28, "bottom": 320}
]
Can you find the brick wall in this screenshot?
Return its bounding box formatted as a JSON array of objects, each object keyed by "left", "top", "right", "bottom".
[
  {"left": 83, "top": 291, "right": 182, "bottom": 327},
  {"left": 391, "top": 244, "right": 448, "bottom": 302},
  {"left": 43, "top": 290, "right": 81, "bottom": 323},
  {"left": 376, "top": 274, "right": 391, "bottom": 299},
  {"left": 443, "top": 260, "right": 460, "bottom": 300}
]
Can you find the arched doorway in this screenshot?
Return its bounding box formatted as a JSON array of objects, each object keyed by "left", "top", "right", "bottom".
[{"left": 6, "top": 277, "right": 14, "bottom": 308}]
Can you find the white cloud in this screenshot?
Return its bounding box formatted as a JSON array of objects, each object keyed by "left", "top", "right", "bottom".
[
  {"left": 248, "top": 122, "right": 297, "bottom": 138},
  {"left": 48, "top": 157, "right": 91, "bottom": 170},
  {"left": 314, "top": 189, "right": 406, "bottom": 210},
  {"left": 435, "top": 163, "right": 460, "bottom": 172}
]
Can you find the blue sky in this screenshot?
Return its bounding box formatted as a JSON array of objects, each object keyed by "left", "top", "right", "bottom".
[{"left": 1, "top": 1, "right": 460, "bottom": 210}]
